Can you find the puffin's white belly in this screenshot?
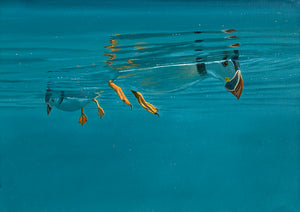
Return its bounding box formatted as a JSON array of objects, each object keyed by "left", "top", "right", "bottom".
[{"left": 55, "top": 97, "right": 91, "bottom": 112}]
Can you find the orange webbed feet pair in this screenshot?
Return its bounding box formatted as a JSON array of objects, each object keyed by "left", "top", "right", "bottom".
[{"left": 109, "top": 80, "right": 159, "bottom": 116}]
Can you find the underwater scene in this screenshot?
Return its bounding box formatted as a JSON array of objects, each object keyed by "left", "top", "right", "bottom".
[{"left": 0, "top": 0, "right": 299, "bottom": 211}]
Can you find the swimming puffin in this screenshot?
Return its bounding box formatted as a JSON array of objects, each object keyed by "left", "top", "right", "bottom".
[
  {"left": 106, "top": 50, "right": 243, "bottom": 116},
  {"left": 104, "top": 29, "right": 243, "bottom": 116},
  {"left": 45, "top": 89, "right": 104, "bottom": 125}
]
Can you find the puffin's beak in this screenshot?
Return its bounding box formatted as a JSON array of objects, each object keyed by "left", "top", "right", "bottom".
[
  {"left": 47, "top": 103, "right": 52, "bottom": 115},
  {"left": 225, "top": 70, "right": 243, "bottom": 100}
]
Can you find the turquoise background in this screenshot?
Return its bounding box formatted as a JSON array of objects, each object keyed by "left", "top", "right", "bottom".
[{"left": 0, "top": 1, "right": 299, "bottom": 211}]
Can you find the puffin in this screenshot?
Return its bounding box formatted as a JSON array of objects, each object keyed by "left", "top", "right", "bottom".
[
  {"left": 45, "top": 89, "right": 104, "bottom": 125},
  {"left": 104, "top": 29, "right": 243, "bottom": 116}
]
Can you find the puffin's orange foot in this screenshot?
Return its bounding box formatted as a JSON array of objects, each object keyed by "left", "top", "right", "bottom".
[
  {"left": 78, "top": 108, "right": 88, "bottom": 125},
  {"left": 108, "top": 80, "right": 132, "bottom": 109},
  {"left": 92, "top": 98, "right": 105, "bottom": 118},
  {"left": 131, "top": 90, "right": 158, "bottom": 116}
]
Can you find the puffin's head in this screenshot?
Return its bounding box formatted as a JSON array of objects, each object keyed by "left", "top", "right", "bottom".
[
  {"left": 45, "top": 89, "right": 59, "bottom": 115},
  {"left": 223, "top": 50, "right": 243, "bottom": 99},
  {"left": 225, "top": 70, "right": 243, "bottom": 100}
]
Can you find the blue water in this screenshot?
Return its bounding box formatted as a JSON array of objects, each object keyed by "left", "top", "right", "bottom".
[{"left": 0, "top": 1, "right": 300, "bottom": 211}]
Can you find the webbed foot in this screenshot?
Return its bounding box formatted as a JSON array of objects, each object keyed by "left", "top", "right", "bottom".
[
  {"left": 131, "top": 90, "right": 159, "bottom": 116},
  {"left": 78, "top": 108, "right": 88, "bottom": 125},
  {"left": 108, "top": 80, "right": 132, "bottom": 109},
  {"left": 92, "top": 98, "right": 105, "bottom": 118}
]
